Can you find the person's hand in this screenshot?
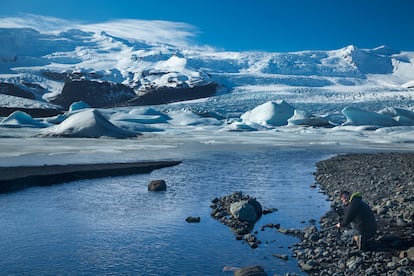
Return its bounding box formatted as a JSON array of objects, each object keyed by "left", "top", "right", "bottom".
[{"left": 336, "top": 222, "right": 341, "bottom": 228}]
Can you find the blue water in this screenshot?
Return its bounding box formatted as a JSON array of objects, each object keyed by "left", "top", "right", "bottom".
[{"left": 0, "top": 148, "right": 333, "bottom": 275}]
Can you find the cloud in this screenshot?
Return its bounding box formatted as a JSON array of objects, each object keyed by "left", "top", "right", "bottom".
[
  {"left": 80, "top": 19, "right": 198, "bottom": 47},
  {"left": 0, "top": 13, "right": 199, "bottom": 47},
  {"left": 0, "top": 14, "right": 74, "bottom": 33}
]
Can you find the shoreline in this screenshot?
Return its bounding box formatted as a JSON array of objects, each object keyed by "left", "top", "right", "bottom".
[
  {"left": 294, "top": 152, "right": 414, "bottom": 275},
  {"left": 0, "top": 160, "right": 181, "bottom": 193}
]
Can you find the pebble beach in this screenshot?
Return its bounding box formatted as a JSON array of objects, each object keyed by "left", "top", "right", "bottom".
[{"left": 293, "top": 152, "right": 414, "bottom": 275}]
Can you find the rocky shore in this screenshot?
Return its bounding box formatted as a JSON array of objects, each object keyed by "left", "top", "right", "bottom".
[{"left": 294, "top": 152, "right": 414, "bottom": 275}]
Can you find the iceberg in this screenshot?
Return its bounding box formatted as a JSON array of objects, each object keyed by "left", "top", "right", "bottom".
[
  {"left": 222, "top": 120, "right": 267, "bottom": 132},
  {"left": 69, "top": 101, "right": 91, "bottom": 112},
  {"left": 379, "top": 107, "right": 414, "bottom": 126},
  {"left": 341, "top": 107, "right": 397, "bottom": 127},
  {"left": 40, "top": 109, "right": 139, "bottom": 138},
  {"left": 287, "top": 110, "right": 333, "bottom": 127},
  {"left": 0, "top": 111, "right": 48, "bottom": 128},
  {"left": 241, "top": 100, "right": 295, "bottom": 127},
  {"left": 167, "top": 110, "right": 221, "bottom": 126}
]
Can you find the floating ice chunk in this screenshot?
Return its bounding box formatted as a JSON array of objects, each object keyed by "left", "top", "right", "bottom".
[
  {"left": 113, "top": 121, "right": 165, "bottom": 133},
  {"left": 40, "top": 109, "right": 139, "bottom": 138},
  {"left": 0, "top": 111, "right": 48, "bottom": 128},
  {"left": 222, "top": 121, "right": 262, "bottom": 132},
  {"left": 130, "top": 107, "right": 171, "bottom": 118},
  {"left": 341, "top": 107, "right": 397, "bottom": 127},
  {"left": 44, "top": 101, "right": 91, "bottom": 125},
  {"left": 111, "top": 107, "right": 171, "bottom": 125},
  {"left": 167, "top": 110, "right": 221, "bottom": 126},
  {"left": 287, "top": 109, "right": 333, "bottom": 127},
  {"left": 44, "top": 114, "right": 67, "bottom": 124},
  {"left": 241, "top": 100, "right": 295, "bottom": 127},
  {"left": 379, "top": 107, "right": 414, "bottom": 126},
  {"left": 69, "top": 101, "right": 90, "bottom": 112},
  {"left": 402, "top": 80, "right": 414, "bottom": 89}
]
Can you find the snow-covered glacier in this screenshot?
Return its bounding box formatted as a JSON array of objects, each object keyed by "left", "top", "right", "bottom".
[{"left": 0, "top": 24, "right": 414, "bottom": 161}]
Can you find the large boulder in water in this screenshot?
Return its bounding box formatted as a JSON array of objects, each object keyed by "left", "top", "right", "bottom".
[
  {"left": 234, "top": 265, "right": 267, "bottom": 276},
  {"left": 230, "top": 199, "right": 262, "bottom": 223},
  {"left": 148, "top": 179, "right": 167, "bottom": 191}
]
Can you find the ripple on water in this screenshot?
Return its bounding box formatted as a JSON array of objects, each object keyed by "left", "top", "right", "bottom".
[{"left": 0, "top": 148, "right": 332, "bottom": 275}]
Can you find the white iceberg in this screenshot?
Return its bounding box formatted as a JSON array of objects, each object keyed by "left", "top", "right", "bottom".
[
  {"left": 341, "top": 106, "right": 397, "bottom": 127},
  {"left": 40, "top": 109, "right": 139, "bottom": 138},
  {"left": 241, "top": 100, "right": 295, "bottom": 127},
  {"left": 167, "top": 110, "right": 221, "bottom": 126},
  {"left": 287, "top": 109, "right": 333, "bottom": 127},
  {"left": 109, "top": 108, "right": 170, "bottom": 131},
  {"left": 222, "top": 120, "right": 266, "bottom": 132}
]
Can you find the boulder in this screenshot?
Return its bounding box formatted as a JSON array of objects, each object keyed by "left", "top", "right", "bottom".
[
  {"left": 185, "top": 216, "right": 200, "bottom": 223},
  {"left": 148, "top": 179, "right": 167, "bottom": 191},
  {"left": 407, "top": 247, "right": 414, "bottom": 262},
  {"left": 247, "top": 198, "right": 262, "bottom": 220},
  {"left": 230, "top": 200, "right": 257, "bottom": 222},
  {"left": 234, "top": 265, "right": 267, "bottom": 276}
]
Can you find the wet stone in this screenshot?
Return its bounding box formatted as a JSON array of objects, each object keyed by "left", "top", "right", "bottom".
[{"left": 210, "top": 191, "right": 263, "bottom": 249}]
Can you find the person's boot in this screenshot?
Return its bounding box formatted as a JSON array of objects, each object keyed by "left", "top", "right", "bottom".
[{"left": 354, "top": 235, "right": 362, "bottom": 250}]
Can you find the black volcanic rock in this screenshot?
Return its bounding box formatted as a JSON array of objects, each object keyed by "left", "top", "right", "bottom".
[
  {"left": 0, "top": 83, "right": 35, "bottom": 100},
  {"left": 127, "top": 82, "right": 217, "bottom": 106},
  {"left": 50, "top": 79, "right": 136, "bottom": 109}
]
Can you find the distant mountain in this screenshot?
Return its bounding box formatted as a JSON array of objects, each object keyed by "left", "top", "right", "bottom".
[{"left": 0, "top": 27, "right": 413, "bottom": 115}]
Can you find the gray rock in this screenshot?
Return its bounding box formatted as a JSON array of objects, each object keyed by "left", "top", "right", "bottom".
[
  {"left": 230, "top": 200, "right": 257, "bottom": 222},
  {"left": 300, "top": 260, "right": 316, "bottom": 272},
  {"left": 247, "top": 198, "right": 262, "bottom": 219},
  {"left": 185, "top": 216, "right": 200, "bottom": 223},
  {"left": 406, "top": 247, "right": 414, "bottom": 262},
  {"left": 234, "top": 265, "right": 267, "bottom": 276},
  {"left": 210, "top": 192, "right": 265, "bottom": 249},
  {"left": 148, "top": 179, "right": 167, "bottom": 191},
  {"left": 272, "top": 254, "right": 288, "bottom": 261}
]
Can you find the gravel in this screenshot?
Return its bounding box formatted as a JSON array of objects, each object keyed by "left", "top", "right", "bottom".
[{"left": 293, "top": 152, "right": 414, "bottom": 275}]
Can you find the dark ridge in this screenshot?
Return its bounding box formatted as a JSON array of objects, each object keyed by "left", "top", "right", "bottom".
[
  {"left": 0, "top": 160, "right": 181, "bottom": 193},
  {"left": 127, "top": 82, "right": 218, "bottom": 106},
  {"left": 50, "top": 79, "right": 137, "bottom": 109}
]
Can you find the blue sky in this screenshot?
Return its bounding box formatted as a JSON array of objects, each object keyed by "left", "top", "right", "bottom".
[{"left": 1, "top": 0, "right": 413, "bottom": 52}]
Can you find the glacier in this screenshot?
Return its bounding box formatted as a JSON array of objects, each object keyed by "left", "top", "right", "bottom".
[{"left": 0, "top": 24, "right": 413, "bottom": 165}]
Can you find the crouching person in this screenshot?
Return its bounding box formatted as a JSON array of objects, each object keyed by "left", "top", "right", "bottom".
[{"left": 336, "top": 191, "right": 377, "bottom": 250}]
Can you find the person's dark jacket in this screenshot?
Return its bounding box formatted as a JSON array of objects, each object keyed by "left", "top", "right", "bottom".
[{"left": 340, "top": 192, "right": 377, "bottom": 238}]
